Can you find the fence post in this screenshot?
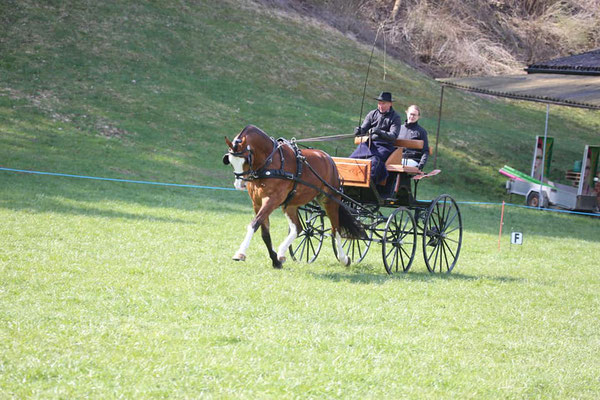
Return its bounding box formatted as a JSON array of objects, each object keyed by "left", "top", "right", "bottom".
[{"left": 498, "top": 201, "right": 505, "bottom": 251}]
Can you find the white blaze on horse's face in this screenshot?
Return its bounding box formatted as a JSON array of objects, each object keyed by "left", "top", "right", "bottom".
[{"left": 228, "top": 154, "right": 247, "bottom": 190}]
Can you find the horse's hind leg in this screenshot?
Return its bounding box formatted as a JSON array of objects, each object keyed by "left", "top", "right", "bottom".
[
  {"left": 323, "top": 198, "right": 351, "bottom": 266},
  {"left": 332, "top": 230, "right": 350, "bottom": 266}
]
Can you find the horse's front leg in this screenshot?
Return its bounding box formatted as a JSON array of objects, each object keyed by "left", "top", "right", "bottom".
[
  {"left": 233, "top": 196, "right": 282, "bottom": 268},
  {"left": 233, "top": 222, "right": 255, "bottom": 262},
  {"left": 259, "top": 218, "right": 281, "bottom": 269}
]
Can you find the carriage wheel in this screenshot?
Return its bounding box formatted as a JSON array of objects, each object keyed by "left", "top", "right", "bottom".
[
  {"left": 422, "top": 194, "right": 463, "bottom": 273},
  {"left": 381, "top": 207, "right": 417, "bottom": 274},
  {"left": 331, "top": 203, "right": 378, "bottom": 264},
  {"left": 289, "top": 201, "right": 326, "bottom": 263}
]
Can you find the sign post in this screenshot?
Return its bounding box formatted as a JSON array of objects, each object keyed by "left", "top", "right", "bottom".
[{"left": 511, "top": 231, "right": 523, "bottom": 245}]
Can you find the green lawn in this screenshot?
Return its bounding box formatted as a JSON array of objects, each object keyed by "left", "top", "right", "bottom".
[{"left": 1, "top": 172, "right": 599, "bottom": 398}]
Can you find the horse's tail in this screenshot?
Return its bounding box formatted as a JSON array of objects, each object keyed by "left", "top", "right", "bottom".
[
  {"left": 320, "top": 153, "right": 365, "bottom": 240},
  {"left": 338, "top": 203, "right": 367, "bottom": 240}
]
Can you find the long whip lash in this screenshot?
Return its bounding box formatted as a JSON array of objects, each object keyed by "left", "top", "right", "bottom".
[
  {"left": 358, "top": 25, "right": 384, "bottom": 127},
  {"left": 295, "top": 25, "right": 387, "bottom": 145}
]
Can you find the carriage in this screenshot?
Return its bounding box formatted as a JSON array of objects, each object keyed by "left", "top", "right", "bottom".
[{"left": 288, "top": 137, "right": 463, "bottom": 274}]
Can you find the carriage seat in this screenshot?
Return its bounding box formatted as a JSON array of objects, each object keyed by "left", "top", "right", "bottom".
[
  {"left": 352, "top": 137, "right": 425, "bottom": 176},
  {"left": 333, "top": 139, "right": 435, "bottom": 189},
  {"left": 384, "top": 138, "right": 425, "bottom": 175}
]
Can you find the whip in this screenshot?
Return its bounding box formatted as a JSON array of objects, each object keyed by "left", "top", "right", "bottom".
[{"left": 358, "top": 24, "right": 385, "bottom": 127}]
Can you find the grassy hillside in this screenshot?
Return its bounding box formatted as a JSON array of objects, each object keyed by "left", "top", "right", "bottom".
[{"left": 2, "top": 0, "right": 598, "bottom": 203}]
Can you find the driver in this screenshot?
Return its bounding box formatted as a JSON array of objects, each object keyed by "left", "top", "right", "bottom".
[{"left": 350, "top": 91, "right": 402, "bottom": 184}]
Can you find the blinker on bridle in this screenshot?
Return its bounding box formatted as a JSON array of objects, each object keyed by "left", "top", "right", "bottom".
[{"left": 227, "top": 141, "right": 255, "bottom": 180}]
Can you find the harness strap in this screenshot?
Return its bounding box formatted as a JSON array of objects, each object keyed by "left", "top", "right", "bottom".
[
  {"left": 259, "top": 138, "right": 303, "bottom": 208},
  {"left": 236, "top": 138, "right": 303, "bottom": 207},
  {"left": 280, "top": 147, "right": 303, "bottom": 208}
]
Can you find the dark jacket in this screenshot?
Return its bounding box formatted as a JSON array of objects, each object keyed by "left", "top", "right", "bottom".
[
  {"left": 350, "top": 107, "right": 403, "bottom": 160},
  {"left": 398, "top": 121, "right": 429, "bottom": 170}
]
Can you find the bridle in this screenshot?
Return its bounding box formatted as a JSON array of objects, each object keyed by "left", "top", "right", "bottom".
[
  {"left": 228, "top": 146, "right": 254, "bottom": 180},
  {"left": 227, "top": 136, "right": 281, "bottom": 181}
]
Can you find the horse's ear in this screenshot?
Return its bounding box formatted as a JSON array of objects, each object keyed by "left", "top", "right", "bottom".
[
  {"left": 222, "top": 153, "right": 230, "bottom": 165},
  {"left": 225, "top": 136, "right": 233, "bottom": 149}
]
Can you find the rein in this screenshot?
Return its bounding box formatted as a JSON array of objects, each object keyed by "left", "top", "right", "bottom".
[{"left": 293, "top": 133, "right": 355, "bottom": 143}]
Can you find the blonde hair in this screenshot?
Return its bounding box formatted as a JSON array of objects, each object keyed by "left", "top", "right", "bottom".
[{"left": 406, "top": 105, "right": 421, "bottom": 116}]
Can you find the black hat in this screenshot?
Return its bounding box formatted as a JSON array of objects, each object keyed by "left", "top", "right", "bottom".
[{"left": 374, "top": 92, "right": 394, "bottom": 102}]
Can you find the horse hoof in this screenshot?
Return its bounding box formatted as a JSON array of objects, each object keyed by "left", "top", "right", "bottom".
[
  {"left": 344, "top": 257, "right": 351, "bottom": 267},
  {"left": 233, "top": 253, "right": 246, "bottom": 262},
  {"left": 273, "top": 260, "right": 283, "bottom": 269},
  {"left": 278, "top": 256, "right": 287, "bottom": 264}
]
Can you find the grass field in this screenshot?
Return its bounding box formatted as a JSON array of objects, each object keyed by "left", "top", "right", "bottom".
[
  {"left": 1, "top": 172, "right": 599, "bottom": 398},
  {"left": 1, "top": 0, "right": 599, "bottom": 398}
]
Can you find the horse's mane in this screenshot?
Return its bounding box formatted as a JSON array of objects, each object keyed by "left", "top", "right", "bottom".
[{"left": 240, "top": 124, "right": 270, "bottom": 139}]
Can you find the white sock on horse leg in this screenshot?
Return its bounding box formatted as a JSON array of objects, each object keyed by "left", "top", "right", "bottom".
[
  {"left": 234, "top": 223, "right": 255, "bottom": 260},
  {"left": 277, "top": 214, "right": 298, "bottom": 262},
  {"left": 334, "top": 233, "right": 350, "bottom": 266}
]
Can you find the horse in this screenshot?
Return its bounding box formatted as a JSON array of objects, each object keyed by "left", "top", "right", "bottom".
[{"left": 222, "top": 125, "right": 364, "bottom": 269}]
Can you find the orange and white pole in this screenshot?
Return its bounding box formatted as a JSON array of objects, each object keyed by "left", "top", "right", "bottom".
[{"left": 498, "top": 201, "right": 505, "bottom": 251}]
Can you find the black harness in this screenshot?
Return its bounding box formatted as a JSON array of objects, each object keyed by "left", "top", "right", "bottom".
[
  {"left": 227, "top": 136, "right": 371, "bottom": 214},
  {"left": 229, "top": 137, "right": 304, "bottom": 207}
]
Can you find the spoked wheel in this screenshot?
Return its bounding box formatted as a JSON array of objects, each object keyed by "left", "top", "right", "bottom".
[
  {"left": 331, "top": 203, "right": 379, "bottom": 264},
  {"left": 422, "top": 194, "right": 463, "bottom": 273},
  {"left": 289, "top": 201, "right": 327, "bottom": 263},
  {"left": 381, "top": 207, "right": 417, "bottom": 274}
]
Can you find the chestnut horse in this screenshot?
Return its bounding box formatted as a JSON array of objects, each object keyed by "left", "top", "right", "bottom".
[{"left": 223, "top": 125, "right": 364, "bottom": 268}]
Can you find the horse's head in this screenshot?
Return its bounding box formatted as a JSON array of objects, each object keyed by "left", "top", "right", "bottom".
[
  {"left": 223, "top": 134, "right": 251, "bottom": 190},
  {"left": 223, "top": 125, "right": 272, "bottom": 191}
]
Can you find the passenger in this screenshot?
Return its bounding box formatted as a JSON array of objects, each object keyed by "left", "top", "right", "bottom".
[
  {"left": 398, "top": 105, "right": 429, "bottom": 170},
  {"left": 351, "top": 92, "right": 402, "bottom": 184}
]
